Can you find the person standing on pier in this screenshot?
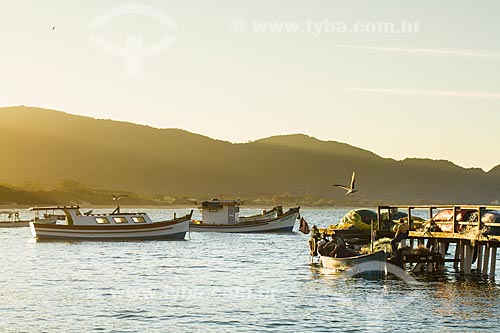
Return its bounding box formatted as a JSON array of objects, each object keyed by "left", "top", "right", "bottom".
[{"left": 391, "top": 218, "right": 409, "bottom": 252}]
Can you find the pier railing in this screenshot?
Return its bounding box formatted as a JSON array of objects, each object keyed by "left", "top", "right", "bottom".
[
  {"left": 377, "top": 204, "right": 500, "bottom": 234},
  {"left": 377, "top": 204, "right": 500, "bottom": 278}
]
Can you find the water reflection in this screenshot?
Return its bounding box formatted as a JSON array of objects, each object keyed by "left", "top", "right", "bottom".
[
  {"left": 3, "top": 208, "right": 500, "bottom": 332},
  {"left": 432, "top": 278, "right": 500, "bottom": 319}
]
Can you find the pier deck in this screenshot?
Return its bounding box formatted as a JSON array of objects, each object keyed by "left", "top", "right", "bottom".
[{"left": 379, "top": 205, "right": 500, "bottom": 278}]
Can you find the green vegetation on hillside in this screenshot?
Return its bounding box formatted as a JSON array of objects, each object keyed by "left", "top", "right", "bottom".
[
  {"left": 0, "top": 180, "right": 197, "bottom": 206},
  {"left": 1, "top": 106, "right": 499, "bottom": 205}
]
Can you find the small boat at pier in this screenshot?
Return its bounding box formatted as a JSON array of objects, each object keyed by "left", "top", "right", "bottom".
[
  {"left": 320, "top": 250, "right": 388, "bottom": 271},
  {"left": 190, "top": 199, "right": 299, "bottom": 233},
  {"left": 308, "top": 225, "right": 388, "bottom": 275},
  {"left": 310, "top": 204, "right": 500, "bottom": 279},
  {"left": 29, "top": 205, "right": 192, "bottom": 240}
]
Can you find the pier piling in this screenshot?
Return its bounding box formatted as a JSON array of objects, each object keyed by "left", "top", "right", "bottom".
[
  {"left": 490, "top": 247, "right": 497, "bottom": 279},
  {"left": 482, "top": 244, "right": 490, "bottom": 277},
  {"left": 460, "top": 242, "right": 465, "bottom": 273},
  {"left": 453, "top": 243, "right": 460, "bottom": 270},
  {"left": 438, "top": 242, "right": 446, "bottom": 271},
  {"left": 476, "top": 245, "right": 483, "bottom": 274},
  {"left": 464, "top": 244, "right": 473, "bottom": 275}
]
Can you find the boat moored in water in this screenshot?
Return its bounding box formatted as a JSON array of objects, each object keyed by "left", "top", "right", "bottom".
[
  {"left": 29, "top": 205, "right": 192, "bottom": 240},
  {"left": 0, "top": 210, "right": 58, "bottom": 228},
  {"left": 308, "top": 226, "right": 388, "bottom": 275},
  {"left": 190, "top": 199, "right": 300, "bottom": 233},
  {"left": 0, "top": 210, "right": 30, "bottom": 227},
  {"left": 320, "top": 250, "right": 388, "bottom": 271}
]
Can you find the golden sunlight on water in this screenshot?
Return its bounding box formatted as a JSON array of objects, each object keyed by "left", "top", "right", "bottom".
[{"left": 1, "top": 208, "right": 500, "bottom": 332}]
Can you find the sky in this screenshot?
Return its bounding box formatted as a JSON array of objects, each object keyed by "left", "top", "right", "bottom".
[{"left": 1, "top": 0, "right": 499, "bottom": 170}]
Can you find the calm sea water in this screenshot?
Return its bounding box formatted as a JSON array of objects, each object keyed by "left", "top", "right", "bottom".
[{"left": 1, "top": 207, "right": 499, "bottom": 332}]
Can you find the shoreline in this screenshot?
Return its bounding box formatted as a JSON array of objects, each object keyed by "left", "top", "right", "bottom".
[{"left": 0, "top": 204, "right": 372, "bottom": 210}]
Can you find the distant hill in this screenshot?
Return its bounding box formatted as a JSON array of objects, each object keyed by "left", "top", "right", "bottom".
[
  {"left": 0, "top": 106, "right": 499, "bottom": 205},
  {"left": 0, "top": 181, "right": 176, "bottom": 206}
]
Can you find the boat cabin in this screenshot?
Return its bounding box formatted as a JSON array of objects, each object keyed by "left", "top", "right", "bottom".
[
  {"left": 29, "top": 205, "right": 153, "bottom": 226},
  {"left": 200, "top": 199, "right": 241, "bottom": 225}
]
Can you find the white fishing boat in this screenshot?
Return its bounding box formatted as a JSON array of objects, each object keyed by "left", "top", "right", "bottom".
[
  {"left": 29, "top": 205, "right": 191, "bottom": 240},
  {"left": 320, "top": 251, "right": 388, "bottom": 271},
  {"left": 311, "top": 229, "right": 388, "bottom": 275},
  {"left": 190, "top": 199, "right": 299, "bottom": 233}
]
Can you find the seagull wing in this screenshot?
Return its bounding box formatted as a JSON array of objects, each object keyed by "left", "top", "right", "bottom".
[
  {"left": 334, "top": 184, "right": 351, "bottom": 191},
  {"left": 350, "top": 172, "right": 356, "bottom": 189}
]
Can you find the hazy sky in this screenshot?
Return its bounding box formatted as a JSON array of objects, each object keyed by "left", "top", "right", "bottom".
[{"left": 1, "top": 1, "right": 499, "bottom": 170}]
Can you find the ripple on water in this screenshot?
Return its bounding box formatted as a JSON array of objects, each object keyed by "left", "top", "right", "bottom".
[{"left": 1, "top": 208, "right": 500, "bottom": 332}]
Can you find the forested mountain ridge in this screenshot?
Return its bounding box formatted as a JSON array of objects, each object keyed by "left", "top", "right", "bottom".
[{"left": 1, "top": 106, "right": 498, "bottom": 205}]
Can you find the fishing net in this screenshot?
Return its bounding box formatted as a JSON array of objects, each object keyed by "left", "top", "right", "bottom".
[
  {"left": 335, "top": 210, "right": 380, "bottom": 231},
  {"left": 360, "top": 237, "right": 392, "bottom": 254}
]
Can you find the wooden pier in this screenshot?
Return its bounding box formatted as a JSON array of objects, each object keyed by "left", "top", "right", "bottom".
[{"left": 378, "top": 205, "right": 500, "bottom": 278}]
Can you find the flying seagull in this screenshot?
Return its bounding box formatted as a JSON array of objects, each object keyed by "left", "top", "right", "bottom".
[
  {"left": 334, "top": 171, "right": 358, "bottom": 195},
  {"left": 112, "top": 194, "right": 128, "bottom": 201}
]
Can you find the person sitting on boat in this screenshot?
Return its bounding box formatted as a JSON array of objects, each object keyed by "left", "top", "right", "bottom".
[
  {"left": 308, "top": 225, "right": 321, "bottom": 257},
  {"left": 330, "top": 235, "right": 360, "bottom": 258},
  {"left": 391, "top": 218, "right": 409, "bottom": 252},
  {"left": 318, "top": 233, "right": 359, "bottom": 258},
  {"left": 318, "top": 238, "right": 336, "bottom": 256},
  {"left": 316, "top": 230, "right": 332, "bottom": 256}
]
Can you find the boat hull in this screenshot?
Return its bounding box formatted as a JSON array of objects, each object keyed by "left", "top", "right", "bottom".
[
  {"left": 190, "top": 208, "right": 299, "bottom": 233},
  {"left": 30, "top": 216, "right": 190, "bottom": 241},
  {"left": 320, "top": 251, "right": 388, "bottom": 271}
]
